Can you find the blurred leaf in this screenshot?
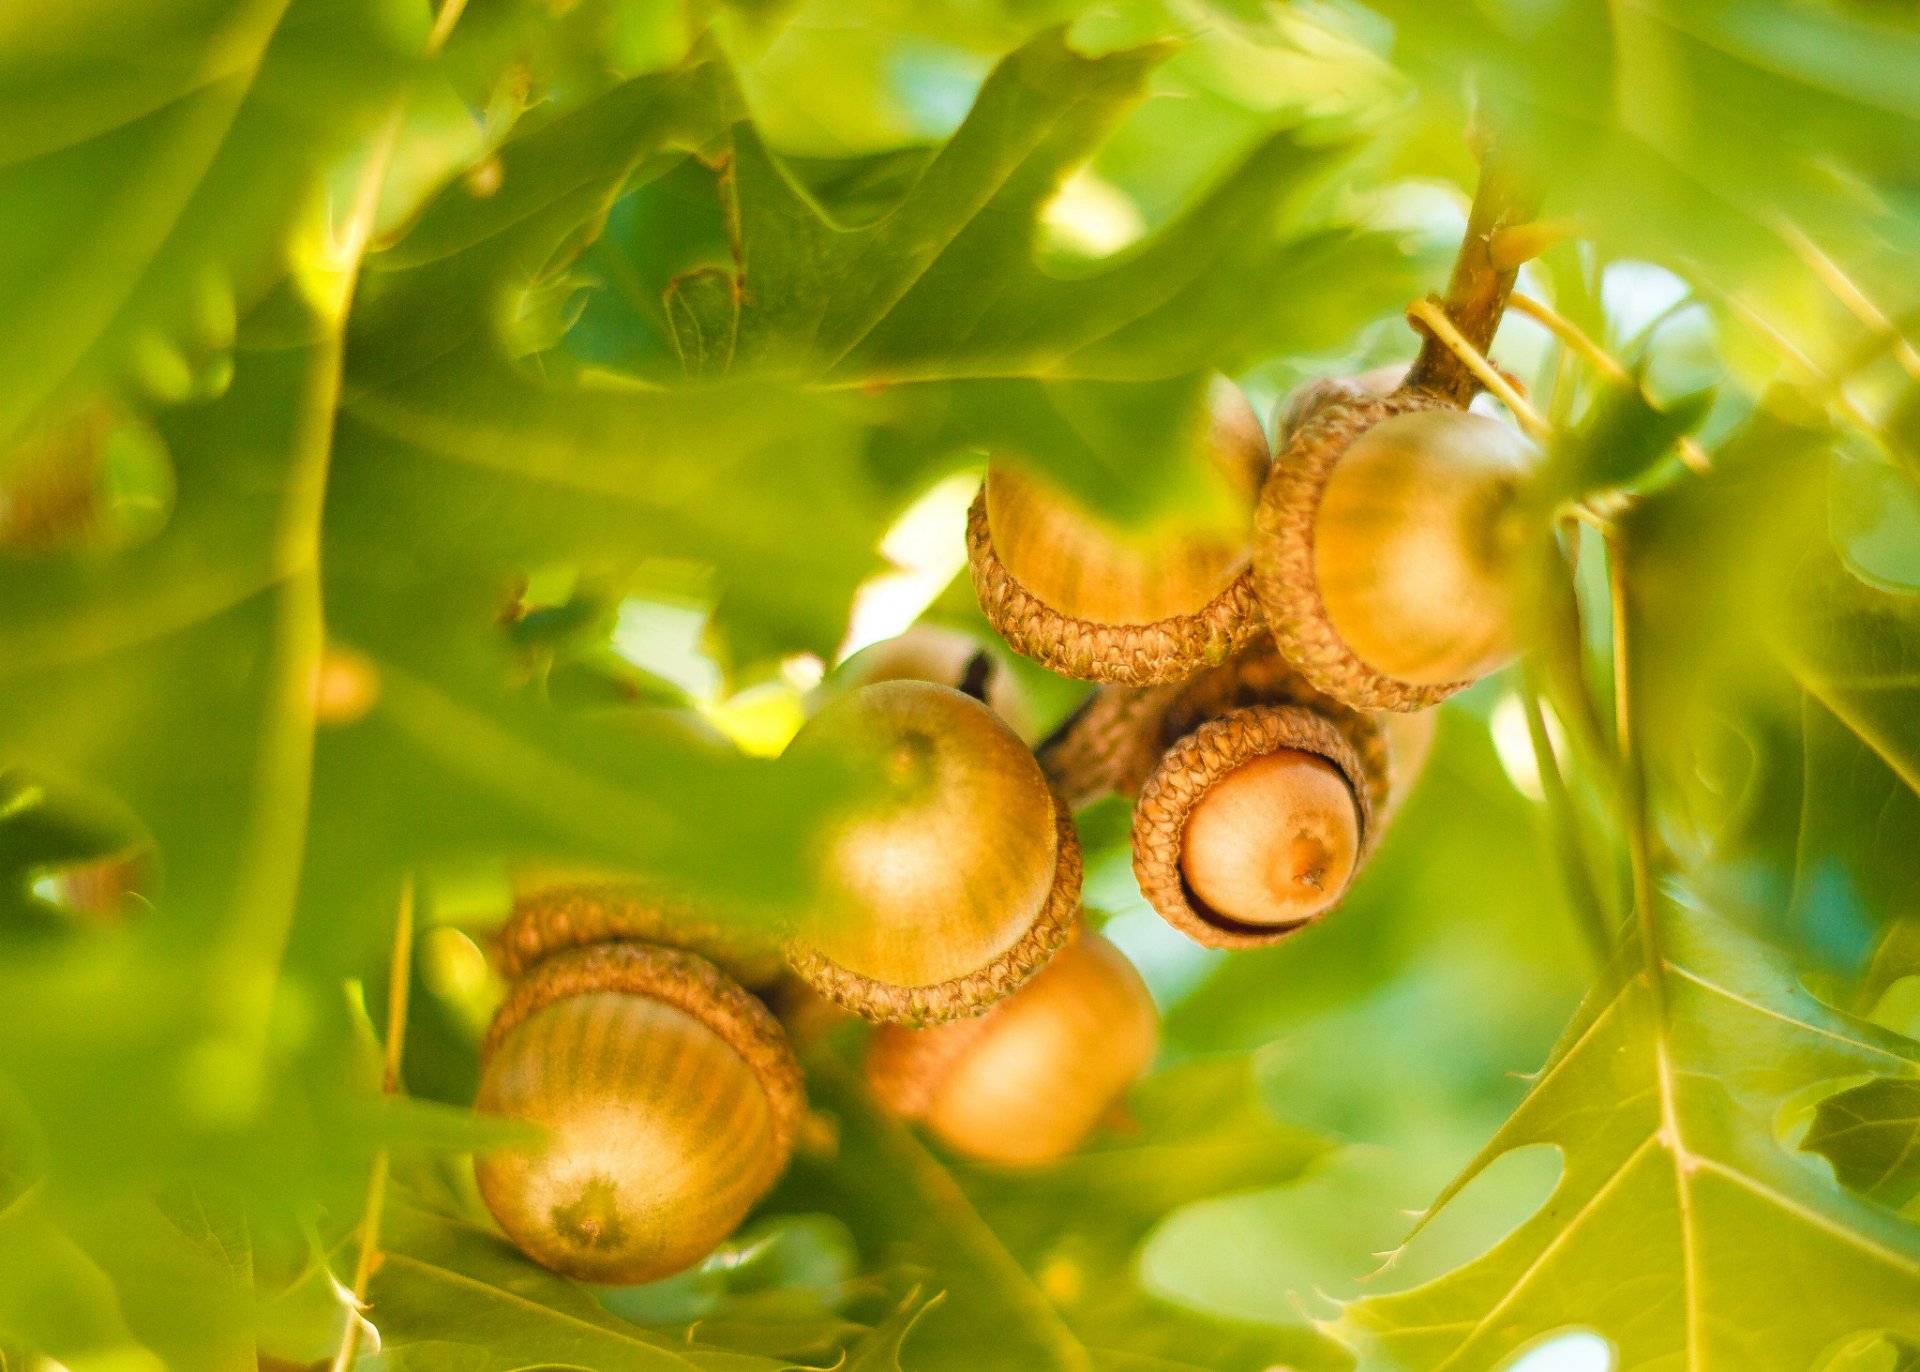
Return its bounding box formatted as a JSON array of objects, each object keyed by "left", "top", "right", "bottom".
[
  {"left": 0, "top": 0, "right": 412, "bottom": 438},
  {"left": 1538, "top": 377, "right": 1715, "bottom": 505},
  {"left": 1339, "top": 893, "right": 1920, "bottom": 1370},
  {"left": 1803, "top": 1078, "right": 1920, "bottom": 1209},
  {"left": 579, "top": 27, "right": 1418, "bottom": 524},
  {"left": 369, "top": 1201, "right": 792, "bottom": 1371},
  {"left": 1364, "top": 0, "right": 1920, "bottom": 343}
]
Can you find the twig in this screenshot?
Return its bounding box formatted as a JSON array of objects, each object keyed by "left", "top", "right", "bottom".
[
  {"left": 1519, "top": 663, "right": 1615, "bottom": 968},
  {"left": 330, "top": 875, "right": 416, "bottom": 1372},
  {"left": 1405, "top": 298, "right": 1552, "bottom": 441},
  {"left": 1404, "top": 147, "right": 1543, "bottom": 407},
  {"left": 1507, "top": 293, "right": 1712, "bottom": 475},
  {"left": 1605, "top": 537, "right": 1667, "bottom": 1016}
]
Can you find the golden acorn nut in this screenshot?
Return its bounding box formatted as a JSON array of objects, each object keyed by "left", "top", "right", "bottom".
[
  {"left": 969, "top": 381, "right": 1271, "bottom": 685},
  {"left": 1254, "top": 392, "right": 1538, "bottom": 711},
  {"left": 474, "top": 943, "right": 802, "bottom": 1285},
  {"left": 1132, "top": 704, "right": 1374, "bottom": 948},
  {"left": 865, "top": 931, "right": 1157, "bottom": 1167},
  {"left": 783, "top": 679, "right": 1079, "bottom": 1025},
  {"left": 1177, "top": 749, "right": 1360, "bottom": 929}
]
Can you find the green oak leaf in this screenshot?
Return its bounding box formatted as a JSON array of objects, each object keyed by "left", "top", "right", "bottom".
[
  {"left": 573, "top": 28, "right": 1419, "bottom": 525},
  {"left": 0, "top": 0, "right": 412, "bottom": 440},
  {"left": 367, "top": 1202, "right": 789, "bottom": 1371},
  {"left": 1337, "top": 892, "right": 1920, "bottom": 1372},
  {"left": 1803, "top": 1078, "right": 1920, "bottom": 1209}
]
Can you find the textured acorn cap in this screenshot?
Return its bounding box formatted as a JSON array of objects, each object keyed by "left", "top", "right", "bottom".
[
  {"left": 1254, "top": 390, "right": 1462, "bottom": 711},
  {"left": 493, "top": 881, "right": 783, "bottom": 988},
  {"left": 968, "top": 383, "right": 1271, "bottom": 686},
  {"left": 475, "top": 943, "right": 803, "bottom": 1284},
  {"left": 783, "top": 680, "right": 1080, "bottom": 1026},
  {"left": 1037, "top": 636, "right": 1390, "bottom": 815},
  {"left": 1274, "top": 365, "right": 1407, "bottom": 446},
  {"left": 865, "top": 930, "right": 1158, "bottom": 1167},
  {"left": 1132, "top": 705, "right": 1375, "bottom": 948}
]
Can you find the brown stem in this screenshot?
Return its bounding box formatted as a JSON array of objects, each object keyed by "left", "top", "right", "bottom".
[{"left": 1404, "top": 147, "right": 1542, "bottom": 408}]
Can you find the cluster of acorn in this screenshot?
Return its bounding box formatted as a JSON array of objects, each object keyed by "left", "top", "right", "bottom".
[{"left": 472, "top": 361, "right": 1540, "bottom": 1286}]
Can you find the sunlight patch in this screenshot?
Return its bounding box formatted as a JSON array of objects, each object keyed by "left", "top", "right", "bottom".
[
  {"left": 838, "top": 472, "right": 978, "bottom": 662},
  {"left": 1499, "top": 1329, "right": 1614, "bottom": 1372}
]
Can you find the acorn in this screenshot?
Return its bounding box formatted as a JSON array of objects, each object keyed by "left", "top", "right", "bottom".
[
  {"left": 493, "top": 879, "right": 784, "bottom": 989},
  {"left": 1379, "top": 707, "right": 1440, "bottom": 818},
  {"left": 828, "top": 623, "right": 1034, "bottom": 740},
  {"left": 1132, "top": 704, "right": 1376, "bottom": 948},
  {"left": 1253, "top": 390, "right": 1539, "bottom": 711},
  {"left": 474, "top": 942, "right": 803, "bottom": 1284},
  {"left": 781, "top": 679, "right": 1080, "bottom": 1025},
  {"left": 968, "top": 380, "right": 1272, "bottom": 686},
  {"left": 865, "top": 930, "right": 1157, "bottom": 1167},
  {"left": 1274, "top": 364, "right": 1406, "bottom": 445}
]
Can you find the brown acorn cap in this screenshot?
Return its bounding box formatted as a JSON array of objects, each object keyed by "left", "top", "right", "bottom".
[
  {"left": 787, "top": 793, "right": 1082, "bottom": 1026},
  {"left": 967, "top": 493, "right": 1265, "bottom": 687},
  {"left": 1274, "top": 365, "right": 1409, "bottom": 446},
  {"left": 484, "top": 942, "right": 804, "bottom": 1156},
  {"left": 1034, "top": 681, "right": 1185, "bottom": 808},
  {"left": 1036, "top": 636, "right": 1390, "bottom": 815},
  {"left": 1253, "top": 388, "right": 1466, "bottom": 711},
  {"left": 493, "top": 881, "right": 783, "bottom": 988},
  {"left": 1132, "top": 704, "right": 1376, "bottom": 949}
]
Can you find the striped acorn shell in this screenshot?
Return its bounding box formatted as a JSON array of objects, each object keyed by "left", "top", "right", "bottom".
[
  {"left": 1131, "top": 704, "right": 1376, "bottom": 950},
  {"left": 782, "top": 681, "right": 1082, "bottom": 1027},
  {"left": 493, "top": 881, "right": 783, "bottom": 988},
  {"left": 864, "top": 929, "right": 1158, "bottom": 1167},
  {"left": 475, "top": 943, "right": 803, "bottom": 1285},
  {"left": 1252, "top": 388, "right": 1469, "bottom": 712}
]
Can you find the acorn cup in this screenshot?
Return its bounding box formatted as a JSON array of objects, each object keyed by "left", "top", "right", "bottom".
[
  {"left": 1132, "top": 704, "right": 1376, "bottom": 949},
  {"left": 968, "top": 380, "right": 1273, "bottom": 687},
  {"left": 474, "top": 942, "right": 804, "bottom": 1285},
  {"left": 782, "top": 679, "right": 1080, "bottom": 1026},
  {"left": 865, "top": 930, "right": 1158, "bottom": 1167},
  {"left": 1036, "top": 636, "right": 1391, "bottom": 820},
  {"left": 1253, "top": 387, "right": 1540, "bottom": 711},
  {"left": 493, "top": 879, "right": 785, "bottom": 990}
]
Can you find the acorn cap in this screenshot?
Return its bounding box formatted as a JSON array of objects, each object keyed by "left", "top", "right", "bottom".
[
  {"left": 482, "top": 942, "right": 805, "bottom": 1151},
  {"left": 493, "top": 881, "right": 783, "bottom": 988},
  {"left": 1274, "top": 365, "right": 1408, "bottom": 446},
  {"left": 968, "top": 382, "right": 1271, "bottom": 687},
  {"left": 968, "top": 496, "right": 1265, "bottom": 687},
  {"left": 783, "top": 680, "right": 1081, "bottom": 1026},
  {"left": 1253, "top": 389, "right": 1467, "bottom": 711},
  {"left": 1132, "top": 704, "right": 1376, "bottom": 949},
  {"left": 1037, "top": 636, "right": 1390, "bottom": 814}
]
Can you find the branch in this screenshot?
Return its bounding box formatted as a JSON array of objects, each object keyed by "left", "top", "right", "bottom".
[{"left": 1404, "top": 146, "right": 1542, "bottom": 407}]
